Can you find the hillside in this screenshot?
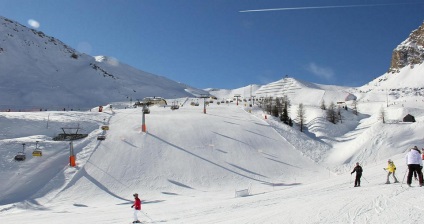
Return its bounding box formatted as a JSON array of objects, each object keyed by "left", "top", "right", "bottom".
[
  {"left": 1, "top": 99, "right": 424, "bottom": 223},
  {"left": 0, "top": 16, "right": 206, "bottom": 111}
]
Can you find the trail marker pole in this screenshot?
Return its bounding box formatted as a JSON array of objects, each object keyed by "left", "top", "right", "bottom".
[
  {"left": 69, "top": 141, "right": 76, "bottom": 167},
  {"left": 141, "top": 106, "right": 147, "bottom": 133}
]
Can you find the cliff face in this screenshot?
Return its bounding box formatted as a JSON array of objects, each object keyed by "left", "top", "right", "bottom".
[{"left": 389, "top": 22, "right": 424, "bottom": 73}]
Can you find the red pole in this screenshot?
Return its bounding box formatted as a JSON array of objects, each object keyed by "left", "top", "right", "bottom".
[
  {"left": 69, "top": 142, "right": 76, "bottom": 167},
  {"left": 141, "top": 109, "right": 147, "bottom": 132}
]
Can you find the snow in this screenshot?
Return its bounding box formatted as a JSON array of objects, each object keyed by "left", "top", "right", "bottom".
[{"left": 2, "top": 90, "right": 424, "bottom": 223}]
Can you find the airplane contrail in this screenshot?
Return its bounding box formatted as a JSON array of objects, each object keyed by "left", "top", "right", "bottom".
[{"left": 239, "top": 2, "right": 422, "bottom": 13}]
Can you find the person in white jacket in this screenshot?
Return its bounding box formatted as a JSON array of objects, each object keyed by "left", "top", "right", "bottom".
[{"left": 405, "top": 146, "right": 423, "bottom": 187}]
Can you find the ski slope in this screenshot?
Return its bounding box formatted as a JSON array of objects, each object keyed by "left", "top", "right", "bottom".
[{"left": 1, "top": 101, "right": 424, "bottom": 223}]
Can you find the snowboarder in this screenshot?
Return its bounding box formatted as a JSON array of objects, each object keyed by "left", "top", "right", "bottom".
[
  {"left": 351, "top": 162, "right": 363, "bottom": 187},
  {"left": 131, "top": 193, "right": 142, "bottom": 223},
  {"left": 384, "top": 159, "right": 399, "bottom": 184},
  {"left": 405, "top": 146, "right": 423, "bottom": 187}
]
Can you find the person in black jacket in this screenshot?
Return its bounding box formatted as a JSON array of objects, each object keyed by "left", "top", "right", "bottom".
[{"left": 351, "top": 162, "right": 363, "bottom": 187}]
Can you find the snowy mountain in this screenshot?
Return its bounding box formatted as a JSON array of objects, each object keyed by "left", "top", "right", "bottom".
[
  {"left": 2, "top": 17, "right": 424, "bottom": 223},
  {"left": 0, "top": 16, "right": 207, "bottom": 111},
  {"left": 254, "top": 77, "right": 356, "bottom": 106},
  {"left": 357, "top": 22, "right": 424, "bottom": 102}
]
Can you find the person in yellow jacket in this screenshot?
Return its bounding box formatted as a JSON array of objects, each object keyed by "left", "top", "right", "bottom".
[{"left": 384, "top": 159, "right": 399, "bottom": 184}]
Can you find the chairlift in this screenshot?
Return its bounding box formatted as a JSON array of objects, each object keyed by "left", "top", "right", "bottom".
[
  {"left": 32, "top": 141, "right": 42, "bottom": 157},
  {"left": 14, "top": 143, "right": 26, "bottom": 161},
  {"left": 32, "top": 150, "right": 42, "bottom": 157},
  {"left": 15, "top": 152, "right": 26, "bottom": 161},
  {"left": 101, "top": 125, "right": 109, "bottom": 130},
  {"left": 97, "top": 135, "right": 106, "bottom": 141}
]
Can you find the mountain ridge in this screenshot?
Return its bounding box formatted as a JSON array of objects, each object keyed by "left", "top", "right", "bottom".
[{"left": 0, "top": 16, "right": 206, "bottom": 110}]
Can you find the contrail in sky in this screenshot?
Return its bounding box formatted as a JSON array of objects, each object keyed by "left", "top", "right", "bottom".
[{"left": 239, "top": 2, "right": 422, "bottom": 13}]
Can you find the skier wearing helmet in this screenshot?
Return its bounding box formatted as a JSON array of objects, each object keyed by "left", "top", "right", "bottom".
[
  {"left": 131, "top": 193, "right": 142, "bottom": 223},
  {"left": 384, "top": 159, "right": 399, "bottom": 184}
]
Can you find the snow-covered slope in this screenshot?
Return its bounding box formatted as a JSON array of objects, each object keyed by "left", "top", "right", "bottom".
[
  {"left": 2, "top": 101, "right": 424, "bottom": 224},
  {"left": 206, "top": 84, "right": 261, "bottom": 101},
  {"left": 0, "top": 16, "right": 206, "bottom": 110}
]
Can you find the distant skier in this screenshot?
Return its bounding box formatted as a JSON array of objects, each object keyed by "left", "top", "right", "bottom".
[
  {"left": 405, "top": 146, "right": 423, "bottom": 187},
  {"left": 384, "top": 159, "right": 399, "bottom": 184},
  {"left": 131, "top": 193, "right": 142, "bottom": 223},
  {"left": 351, "top": 162, "right": 363, "bottom": 187}
]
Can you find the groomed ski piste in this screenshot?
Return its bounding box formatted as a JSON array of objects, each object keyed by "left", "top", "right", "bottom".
[{"left": 1, "top": 91, "right": 424, "bottom": 223}]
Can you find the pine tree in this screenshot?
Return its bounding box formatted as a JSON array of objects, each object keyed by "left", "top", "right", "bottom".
[
  {"left": 297, "top": 103, "right": 306, "bottom": 132},
  {"left": 320, "top": 100, "right": 326, "bottom": 110},
  {"left": 351, "top": 99, "right": 358, "bottom": 115},
  {"left": 326, "top": 102, "right": 339, "bottom": 124},
  {"left": 379, "top": 107, "right": 386, "bottom": 123},
  {"left": 280, "top": 104, "right": 289, "bottom": 124}
]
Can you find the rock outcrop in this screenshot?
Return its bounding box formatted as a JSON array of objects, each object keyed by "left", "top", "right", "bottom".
[{"left": 389, "top": 22, "right": 424, "bottom": 73}]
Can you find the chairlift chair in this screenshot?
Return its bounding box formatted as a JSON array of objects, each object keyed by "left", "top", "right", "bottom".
[
  {"left": 97, "top": 135, "right": 106, "bottom": 141},
  {"left": 14, "top": 152, "right": 26, "bottom": 161},
  {"left": 101, "top": 125, "right": 109, "bottom": 130},
  {"left": 32, "top": 141, "right": 42, "bottom": 157},
  {"left": 15, "top": 143, "right": 26, "bottom": 161},
  {"left": 32, "top": 150, "right": 42, "bottom": 157}
]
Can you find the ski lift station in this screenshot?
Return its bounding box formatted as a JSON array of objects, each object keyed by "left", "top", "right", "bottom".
[{"left": 143, "top": 97, "right": 167, "bottom": 106}]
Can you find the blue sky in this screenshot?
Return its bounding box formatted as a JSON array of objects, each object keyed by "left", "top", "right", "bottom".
[{"left": 0, "top": 0, "right": 423, "bottom": 89}]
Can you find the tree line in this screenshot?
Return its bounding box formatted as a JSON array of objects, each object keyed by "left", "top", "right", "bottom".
[{"left": 259, "top": 96, "right": 359, "bottom": 132}]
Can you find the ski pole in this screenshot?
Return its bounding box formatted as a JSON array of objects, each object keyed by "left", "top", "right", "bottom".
[
  {"left": 401, "top": 168, "right": 408, "bottom": 187},
  {"left": 142, "top": 211, "right": 153, "bottom": 222},
  {"left": 362, "top": 175, "right": 370, "bottom": 183}
]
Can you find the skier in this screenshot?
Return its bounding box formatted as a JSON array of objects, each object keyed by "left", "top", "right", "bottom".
[
  {"left": 131, "top": 193, "right": 142, "bottom": 223},
  {"left": 384, "top": 159, "right": 399, "bottom": 184},
  {"left": 405, "top": 146, "right": 423, "bottom": 187},
  {"left": 351, "top": 162, "right": 363, "bottom": 187}
]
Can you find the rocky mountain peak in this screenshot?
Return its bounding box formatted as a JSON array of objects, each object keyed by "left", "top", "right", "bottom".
[{"left": 389, "top": 22, "right": 424, "bottom": 73}]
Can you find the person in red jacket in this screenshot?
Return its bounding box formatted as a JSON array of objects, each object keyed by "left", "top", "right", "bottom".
[{"left": 131, "top": 193, "right": 142, "bottom": 223}]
